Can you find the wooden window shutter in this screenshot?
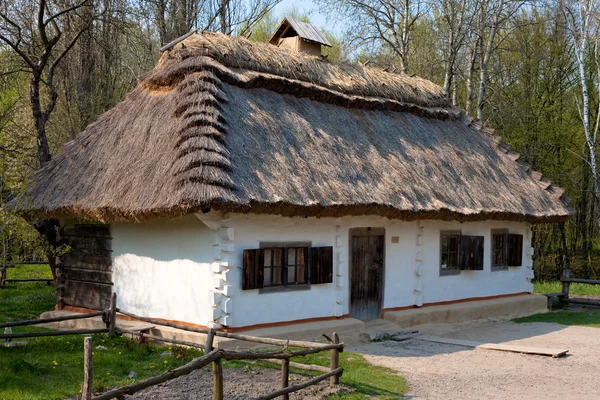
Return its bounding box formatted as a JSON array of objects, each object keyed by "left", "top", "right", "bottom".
[
  {"left": 507, "top": 234, "right": 523, "bottom": 267},
  {"left": 459, "top": 236, "right": 484, "bottom": 270},
  {"left": 310, "top": 246, "right": 333, "bottom": 284},
  {"left": 242, "top": 249, "right": 264, "bottom": 290}
]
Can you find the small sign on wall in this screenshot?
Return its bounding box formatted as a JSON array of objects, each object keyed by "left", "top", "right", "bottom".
[{"left": 391, "top": 236, "right": 400, "bottom": 243}]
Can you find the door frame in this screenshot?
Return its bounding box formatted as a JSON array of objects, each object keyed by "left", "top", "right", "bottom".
[{"left": 348, "top": 227, "right": 386, "bottom": 320}]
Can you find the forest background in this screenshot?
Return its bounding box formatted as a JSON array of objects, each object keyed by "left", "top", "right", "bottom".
[{"left": 1, "top": 0, "right": 599, "bottom": 282}]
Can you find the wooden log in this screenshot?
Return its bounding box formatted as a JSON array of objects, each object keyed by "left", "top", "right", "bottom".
[
  {"left": 204, "top": 329, "right": 223, "bottom": 400},
  {"left": 330, "top": 332, "right": 340, "bottom": 386},
  {"left": 115, "top": 329, "right": 206, "bottom": 349},
  {"left": 215, "top": 331, "right": 344, "bottom": 350},
  {"left": 61, "top": 254, "right": 112, "bottom": 271},
  {"left": 0, "top": 328, "right": 108, "bottom": 339},
  {"left": 61, "top": 268, "right": 112, "bottom": 284},
  {"left": 563, "top": 297, "right": 600, "bottom": 306},
  {"left": 109, "top": 292, "right": 117, "bottom": 336},
  {"left": 4, "top": 278, "right": 54, "bottom": 283},
  {"left": 62, "top": 280, "right": 112, "bottom": 310},
  {"left": 0, "top": 311, "right": 105, "bottom": 328},
  {"left": 220, "top": 344, "right": 343, "bottom": 361},
  {"left": 116, "top": 308, "right": 210, "bottom": 335},
  {"left": 280, "top": 358, "right": 289, "bottom": 400},
  {"left": 83, "top": 337, "right": 93, "bottom": 400},
  {"left": 560, "top": 277, "right": 600, "bottom": 285},
  {"left": 261, "top": 359, "right": 330, "bottom": 373},
  {"left": 255, "top": 367, "right": 344, "bottom": 400},
  {"left": 92, "top": 350, "right": 220, "bottom": 400},
  {"left": 561, "top": 269, "right": 571, "bottom": 301},
  {"left": 212, "top": 358, "right": 224, "bottom": 400}
]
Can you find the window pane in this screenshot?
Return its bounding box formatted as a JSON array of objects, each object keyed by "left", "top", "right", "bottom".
[
  {"left": 448, "top": 236, "right": 457, "bottom": 251},
  {"left": 273, "top": 248, "right": 283, "bottom": 267},
  {"left": 273, "top": 266, "right": 282, "bottom": 285},
  {"left": 448, "top": 253, "right": 457, "bottom": 269},
  {"left": 298, "top": 248, "right": 306, "bottom": 265},
  {"left": 287, "top": 266, "right": 296, "bottom": 283},
  {"left": 441, "top": 237, "right": 448, "bottom": 252},
  {"left": 297, "top": 265, "right": 306, "bottom": 283},
  {"left": 264, "top": 267, "right": 271, "bottom": 285},
  {"left": 441, "top": 253, "right": 448, "bottom": 269},
  {"left": 288, "top": 248, "right": 296, "bottom": 265},
  {"left": 264, "top": 249, "right": 272, "bottom": 267}
]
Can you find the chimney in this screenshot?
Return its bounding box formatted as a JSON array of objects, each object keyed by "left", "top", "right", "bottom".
[{"left": 268, "top": 18, "right": 332, "bottom": 56}]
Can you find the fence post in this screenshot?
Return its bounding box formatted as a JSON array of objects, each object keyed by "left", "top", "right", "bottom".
[
  {"left": 280, "top": 358, "right": 289, "bottom": 400},
  {"left": 561, "top": 269, "right": 571, "bottom": 303},
  {"left": 109, "top": 292, "right": 117, "bottom": 336},
  {"left": 83, "top": 336, "right": 93, "bottom": 400},
  {"left": 330, "top": 332, "right": 340, "bottom": 386},
  {"left": 205, "top": 329, "right": 223, "bottom": 400}
]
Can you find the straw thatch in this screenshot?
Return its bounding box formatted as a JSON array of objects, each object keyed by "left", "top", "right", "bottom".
[{"left": 17, "top": 33, "right": 572, "bottom": 223}]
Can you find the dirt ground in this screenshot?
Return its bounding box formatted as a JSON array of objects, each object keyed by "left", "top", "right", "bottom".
[
  {"left": 350, "top": 317, "right": 600, "bottom": 400},
  {"left": 124, "top": 366, "right": 349, "bottom": 399}
]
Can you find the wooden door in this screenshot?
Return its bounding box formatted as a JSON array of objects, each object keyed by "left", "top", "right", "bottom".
[{"left": 350, "top": 232, "right": 384, "bottom": 321}]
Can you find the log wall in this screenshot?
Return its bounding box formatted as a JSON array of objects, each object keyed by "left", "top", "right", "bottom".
[{"left": 57, "top": 224, "right": 113, "bottom": 310}]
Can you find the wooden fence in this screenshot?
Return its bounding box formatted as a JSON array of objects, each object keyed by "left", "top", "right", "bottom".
[
  {"left": 0, "top": 292, "right": 117, "bottom": 340},
  {"left": 0, "top": 292, "right": 344, "bottom": 399},
  {"left": 553, "top": 268, "right": 600, "bottom": 307},
  {"left": 0, "top": 261, "right": 53, "bottom": 287},
  {"left": 87, "top": 306, "right": 345, "bottom": 400}
]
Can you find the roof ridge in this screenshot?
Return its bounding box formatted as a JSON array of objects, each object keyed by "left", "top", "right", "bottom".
[
  {"left": 146, "top": 33, "right": 450, "bottom": 109},
  {"left": 143, "top": 52, "right": 461, "bottom": 120}
]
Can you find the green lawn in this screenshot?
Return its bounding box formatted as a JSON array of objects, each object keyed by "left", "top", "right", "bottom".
[
  {"left": 514, "top": 310, "right": 600, "bottom": 327},
  {"left": 1, "top": 265, "right": 407, "bottom": 399},
  {"left": 534, "top": 281, "right": 600, "bottom": 296}
]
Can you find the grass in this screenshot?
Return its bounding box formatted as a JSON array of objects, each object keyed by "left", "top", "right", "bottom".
[
  {"left": 534, "top": 281, "right": 600, "bottom": 296},
  {"left": 291, "top": 351, "right": 408, "bottom": 399},
  {"left": 514, "top": 310, "right": 600, "bottom": 327},
  {"left": 1, "top": 265, "right": 407, "bottom": 399},
  {"left": 0, "top": 265, "right": 203, "bottom": 399}
]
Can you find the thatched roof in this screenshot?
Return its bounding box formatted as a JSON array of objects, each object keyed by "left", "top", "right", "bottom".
[{"left": 18, "top": 33, "right": 572, "bottom": 223}]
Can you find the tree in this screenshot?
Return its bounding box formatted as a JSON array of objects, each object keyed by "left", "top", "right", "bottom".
[
  {"left": 562, "top": 0, "right": 600, "bottom": 223},
  {"left": 0, "top": 0, "right": 104, "bottom": 280},
  {"left": 317, "top": 0, "right": 427, "bottom": 74}
]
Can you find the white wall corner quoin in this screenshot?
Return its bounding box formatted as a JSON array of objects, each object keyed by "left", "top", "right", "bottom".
[
  {"left": 525, "top": 225, "right": 535, "bottom": 293},
  {"left": 196, "top": 212, "right": 235, "bottom": 329},
  {"left": 335, "top": 224, "right": 344, "bottom": 317},
  {"left": 413, "top": 220, "right": 424, "bottom": 307}
]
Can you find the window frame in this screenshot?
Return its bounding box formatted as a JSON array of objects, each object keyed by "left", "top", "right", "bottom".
[
  {"left": 258, "top": 241, "right": 311, "bottom": 293},
  {"left": 491, "top": 229, "right": 509, "bottom": 271},
  {"left": 440, "top": 230, "right": 461, "bottom": 276}
]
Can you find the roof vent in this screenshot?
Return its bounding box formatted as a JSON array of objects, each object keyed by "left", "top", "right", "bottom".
[{"left": 268, "top": 17, "right": 332, "bottom": 56}]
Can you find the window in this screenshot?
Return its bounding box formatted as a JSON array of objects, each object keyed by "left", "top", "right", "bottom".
[
  {"left": 440, "top": 231, "right": 461, "bottom": 275},
  {"left": 262, "top": 246, "right": 307, "bottom": 287},
  {"left": 242, "top": 243, "right": 333, "bottom": 291},
  {"left": 491, "top": 230, "right": 524, "bottom": 270},
  {"left": 440, "top": 231, "right": 484, "bottom": 276},
  {"left": 492, "top": 229, "right": 508, "bottom": 271}
]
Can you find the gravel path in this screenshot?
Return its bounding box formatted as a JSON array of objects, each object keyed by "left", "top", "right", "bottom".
[
  {"left": 351, "top": 318, "right": 600, "bottom": 400},
  {"left": 124, "top": 366, "right": 349, "bottom": 399}
]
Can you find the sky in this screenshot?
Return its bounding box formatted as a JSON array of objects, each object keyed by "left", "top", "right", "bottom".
[{"left": 271, "top": 0, "right": 342, "bottom": 34}]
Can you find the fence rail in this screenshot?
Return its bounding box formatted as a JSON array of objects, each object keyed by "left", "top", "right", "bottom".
[
  {"left": 1, "top": 261, "right": 51, "bottom": 287},
  {"left": 90, "top": 304, "right": 345, "bottom": 400},
  {"left": 2, "top": 292, "right": 345, "bottom": 400},
  {"left": 557, "top": 269, "right": 600, "bottom": 307}
]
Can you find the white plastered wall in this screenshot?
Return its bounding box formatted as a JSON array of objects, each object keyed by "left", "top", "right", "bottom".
[
  {"left": 111, "top": 215, "right": 216, "bottom": 325},
  {"left": 110, "top": 213, "right": 534, "bottom": 328},
  {"left": 224, "top": 214, "right": 533, "bottom": 328}
]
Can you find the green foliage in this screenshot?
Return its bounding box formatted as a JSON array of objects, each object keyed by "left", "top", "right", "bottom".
[
  {"left": 514, "top": 310, "right": 600, "bottom": 328},
  {"left": 534, "top": 281, "right": 600, "bottom": 296}
]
